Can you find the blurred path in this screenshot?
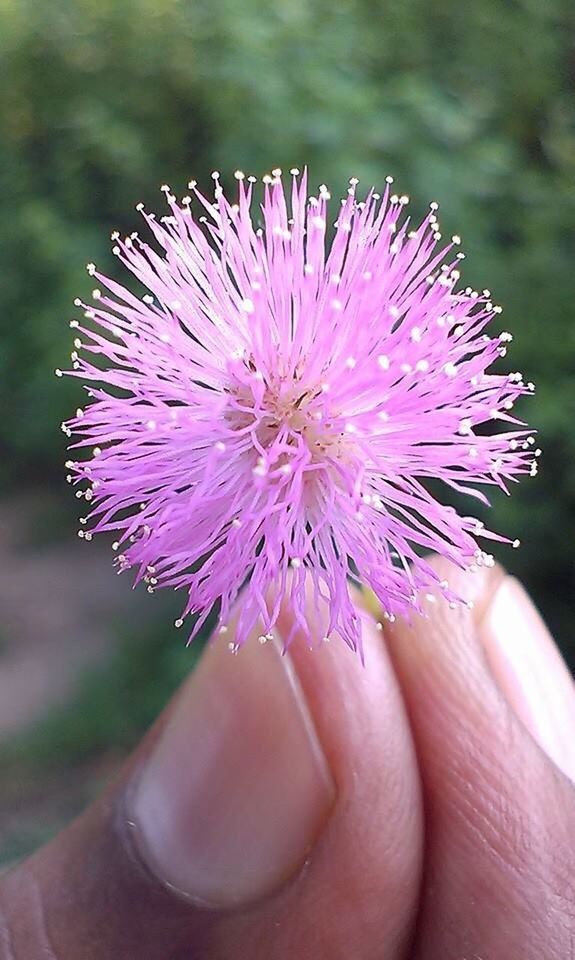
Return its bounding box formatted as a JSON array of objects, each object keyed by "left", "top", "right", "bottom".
[{"left": 0, "top": 494, "right": 142, "bottom": 738}]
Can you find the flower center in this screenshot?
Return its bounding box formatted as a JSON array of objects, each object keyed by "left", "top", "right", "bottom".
[{"left": 225, "top": 357, "right": 348, "bottom": 471}]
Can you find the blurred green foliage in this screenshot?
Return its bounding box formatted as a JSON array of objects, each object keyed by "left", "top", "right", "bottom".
[{"left": 0, "top": 0, "right": 574, "bottom": 651}]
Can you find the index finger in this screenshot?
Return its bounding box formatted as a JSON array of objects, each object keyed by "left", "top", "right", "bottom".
[{"left": 384, "top": 559, "right": 575, "bottom": 960}]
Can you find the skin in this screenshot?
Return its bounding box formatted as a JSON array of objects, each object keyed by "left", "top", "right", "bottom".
[{"left": 0, "top": 557, "right": 573, "bottom": 959}]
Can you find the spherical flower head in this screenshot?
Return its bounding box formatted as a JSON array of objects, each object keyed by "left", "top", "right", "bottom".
[{"left": 63, "top": 169, "right": 536, "bottom": 656}]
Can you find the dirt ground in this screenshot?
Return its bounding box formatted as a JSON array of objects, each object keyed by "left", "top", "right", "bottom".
[
  {"left": 0, "top": 492, "right": 145, "bottom": 862},
  {"left": 0, "top": 494, "right": 143, "bottom": 738}
]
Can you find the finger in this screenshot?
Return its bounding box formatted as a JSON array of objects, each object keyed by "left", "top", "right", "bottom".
[
  {"left": 0, "top": 594, "right": 423, "bottom": 960},
  {"left": 384, "top": 559, "right": 575, "bottom": 960}
]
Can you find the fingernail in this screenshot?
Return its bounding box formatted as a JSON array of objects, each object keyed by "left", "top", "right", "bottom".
[
  {"left": 129, "top": 632, "right": 335, "bottom": 907},
  {"left": 480, "top": 577, "right": 575, "bottom": 783}
]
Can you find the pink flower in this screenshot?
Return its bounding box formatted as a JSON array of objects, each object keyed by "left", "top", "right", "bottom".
[{"left": 63, "top": 169, "right": 536, "bottom": 655}]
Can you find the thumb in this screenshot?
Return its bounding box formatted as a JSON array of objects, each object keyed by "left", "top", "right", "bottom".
[{"left": 0, "top": 596, "right": 423, "bottom": 959}]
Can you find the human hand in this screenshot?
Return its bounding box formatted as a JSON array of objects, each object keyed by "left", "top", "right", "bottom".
[{"left": 1, "top": 558, "right": 574, "bottom": 959}]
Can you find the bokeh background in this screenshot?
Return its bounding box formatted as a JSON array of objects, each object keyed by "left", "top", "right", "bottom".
[{"left": 1, "top": 0, "right": 573, "bottom": 863}]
